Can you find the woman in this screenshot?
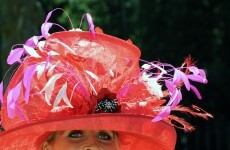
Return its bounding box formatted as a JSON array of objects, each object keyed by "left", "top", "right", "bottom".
[{"left": 0, "top": 9, "right": 212, "bottom": 150}]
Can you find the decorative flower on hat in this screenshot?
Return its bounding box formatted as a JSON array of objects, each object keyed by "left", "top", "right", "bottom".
[{"left": 0, "top": 8, "right": 212, "bottom": 150}]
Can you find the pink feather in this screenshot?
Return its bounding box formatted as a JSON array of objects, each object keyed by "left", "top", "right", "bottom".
[
  {"left": 25, "top": 36, "right": 43, "bottom": 47},
  {"left": 190, "top": 85, "right": 202, "bottom": 99},
  {"left": 23, "top": 65, "right": 37, "bottom": 104},
  {"left": 86, "top": 13, "right": 95, "bottom": 37},
  {"left": 7, "top": 88, "right": 15, "bottom": 118},
  {"left": 152, "top": 107, "right": 171, "bottom": 122},
  {"left": 117, "top": 84, "right": 132, "bottom": 99},
  {"left": 7, "top": 48, "right": 24, "bottom": 65},
  {"left": 0, "top": 81, "right": 3, "bottom": 106},
  {"left": 41, "top": 22, "right": 53, "bottom": 39}
]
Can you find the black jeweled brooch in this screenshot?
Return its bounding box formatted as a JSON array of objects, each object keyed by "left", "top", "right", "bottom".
[{"left": 96, "top": 98, "right": 120, "bottom": 113}]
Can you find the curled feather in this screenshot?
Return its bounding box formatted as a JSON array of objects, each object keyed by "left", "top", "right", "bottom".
[
  {"left": 53, "top": 82, "right": 73, "bottom": 108},
  {"left": 85, "top": 70, "right": 99, "bottom": 81},
  {"left": 41, "top": 73, "right": 63, "bottom": 105},
  {"left": 23, "top": 45, "right": 40, "bottom": 58},
  {"left": 40, "top": 73, "right": 63, "bottom": 93}
]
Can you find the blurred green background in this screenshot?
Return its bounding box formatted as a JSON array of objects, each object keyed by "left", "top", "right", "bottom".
[{"left": 0, "top": 0, "right": 229, "bottom": 149}]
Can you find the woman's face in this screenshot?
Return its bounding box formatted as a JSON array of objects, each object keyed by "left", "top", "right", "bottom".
[{"left": 42, "top": 130, "right": 119, "bottom": 150}]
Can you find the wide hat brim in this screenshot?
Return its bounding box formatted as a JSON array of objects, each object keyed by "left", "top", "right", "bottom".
[{"left": 0, "top": 113, "right": 176, "bottom": 150}]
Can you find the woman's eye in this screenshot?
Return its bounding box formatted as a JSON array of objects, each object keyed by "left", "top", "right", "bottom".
[
  {"left": 68, "top": 130, "right": 83, "bottom": 138},
  {"left": 98, "top": 132, "right": 112, "bottom": 141}
]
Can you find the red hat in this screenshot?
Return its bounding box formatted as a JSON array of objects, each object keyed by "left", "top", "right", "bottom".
[{"left": 0, "top": 9, "right": 212, "bottom": 150}]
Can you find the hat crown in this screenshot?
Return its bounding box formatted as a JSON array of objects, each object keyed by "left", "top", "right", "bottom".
[{"left": 1, "top": 31, "right": 142, "bottom": 130}]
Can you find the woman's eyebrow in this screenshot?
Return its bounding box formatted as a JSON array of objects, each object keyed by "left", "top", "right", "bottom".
[{"left": 98, "top": 130, "right": 115, "bottom": 137}]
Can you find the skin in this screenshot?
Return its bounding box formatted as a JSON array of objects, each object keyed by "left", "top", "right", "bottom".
[{"left": 41, "top": 130, "right": 120, "bottom": 150}]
